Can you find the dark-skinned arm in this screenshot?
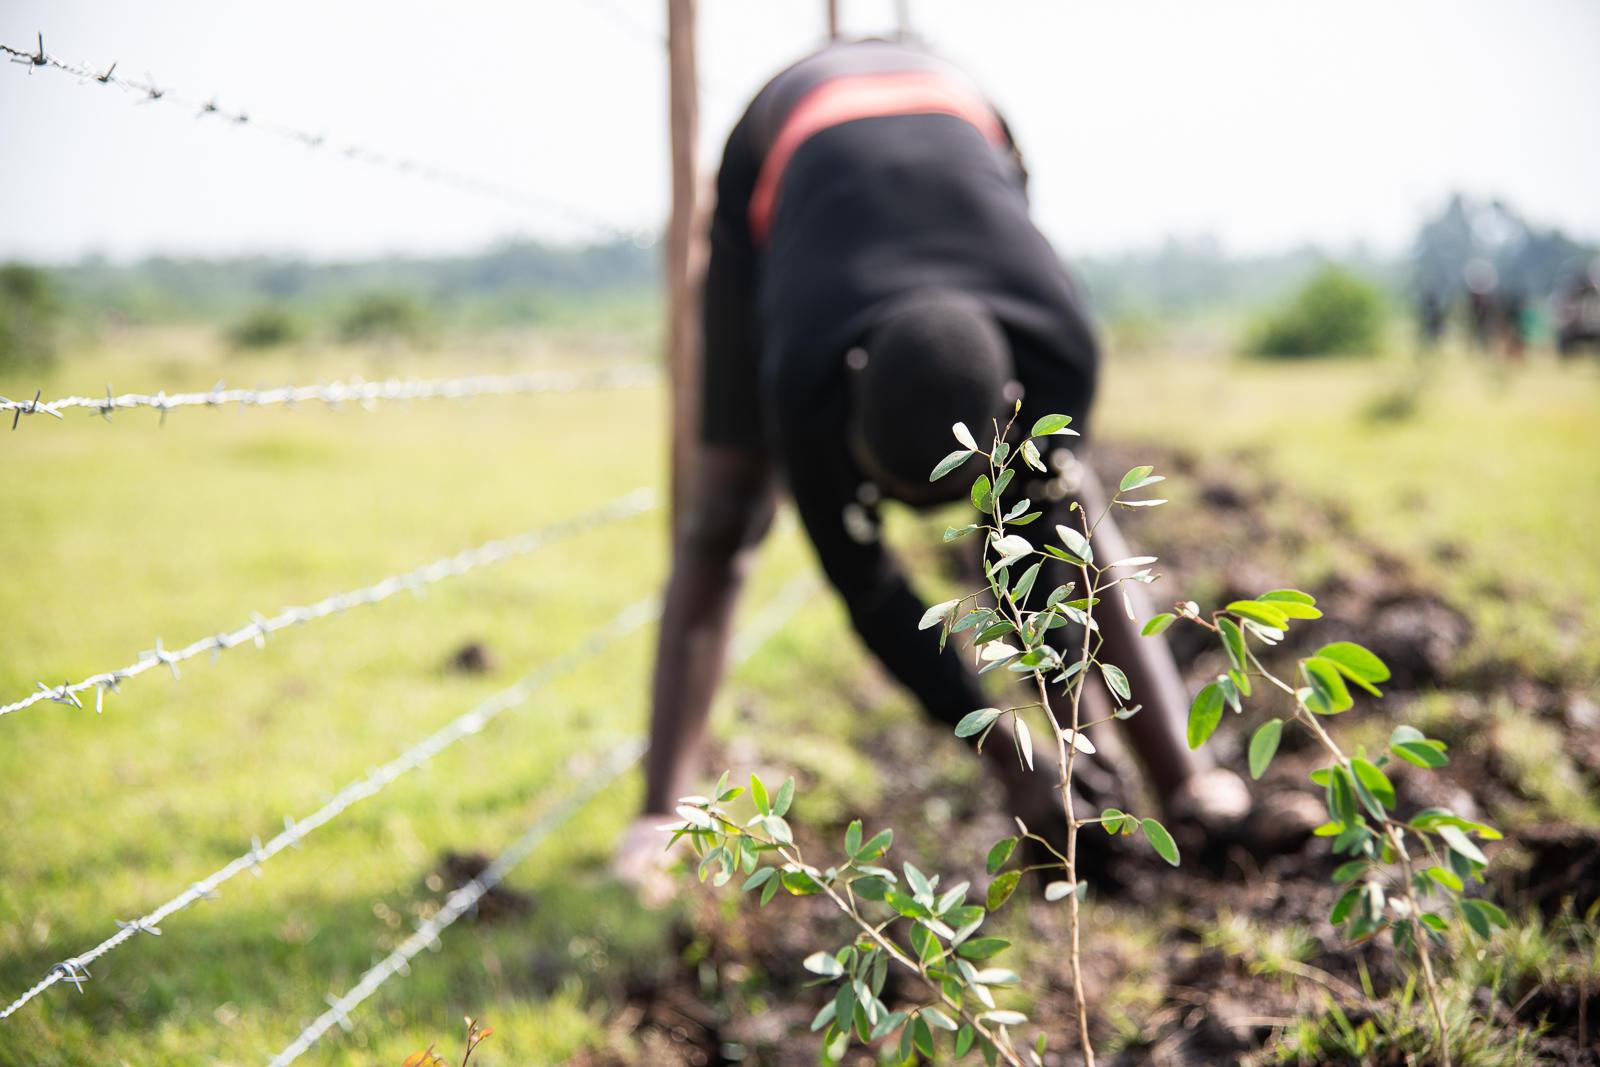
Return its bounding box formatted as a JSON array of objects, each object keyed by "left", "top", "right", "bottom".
[{"left": 641, "top": 447, "right": 776, "bottom": 813}]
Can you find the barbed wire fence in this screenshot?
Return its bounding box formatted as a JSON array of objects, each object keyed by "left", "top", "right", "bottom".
[
  {"left": 0, "top": 489, "right": 656, "bottom": 720},
  {"left": 267, "top": 575, "right": 816, "bottom": 1065},
  {"left": 0, "top": 365, "right": 657, "bottom": 429},
  {"left": 1, "top": 34, "right": 651, "bottom": 241},
  {"left": 1, "top": 16, "right": 826, "bottom": 1058},
  {"left": 0, "top": 595, "right": 661, "bottom": 1021}
]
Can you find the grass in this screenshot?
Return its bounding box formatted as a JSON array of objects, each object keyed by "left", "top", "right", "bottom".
[{"left": 1, "top": 328, "right": 1595, "bottom": 1063}]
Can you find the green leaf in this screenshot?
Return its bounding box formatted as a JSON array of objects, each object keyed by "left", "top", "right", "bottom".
[
  {"left": 922, "top": 1007, "right": 958, "bottom": 1032},
  {"left": 955, "top": 707, "right": 1002, "bottom": 739},
  {"left": 944, "top": 523, "right": 979, "bottom": 542},
  {"left": 1459, "top": 897, "right": 1509, "bottom": 938},
  {"left": 781, "top": 868, "right": 823, "bottom": 895},
  {"left": 1226, "top": 600, "right": 1290, "bottom": 629},
  {"left": 1302, "top": 656, "right": 1354, "bottom": 714},
  {"left": 852, "top": 875, "right": 890, "bottom": 901},
  {"left": 956, "top": 1024, "right": 975, "bottom": 1057},
  {"left": 1438, "top": 825, "right": 1489, "bottom": 866},
  {"left": 844, "top": 819, "right": 862, "bottom": 857},
  {"left": 1054, "top": 523, "right": 1093, "bottom": 564},
  {"left": 750, "top": 775, "right": 770, "bottom": 816},
  {"left": 857, "top": 828, "right": 893, "bottom": 861},
  {"left": 1248, "top": 718, "right": 1283, "bottom": 780},
  {"left": 904, "top": 863, "right": 934, "bottom": 899},
  {"left": 1030, "top": 413, "right": 1074, "bottom": 437},
  {"left": 1187, "top": 683, "right": 1225, "bottom": 749},
  {"left": 810, "top": 998, "right": 837, "bottom": 1032},
  {"left": 1141, "top": 817, "right": 1181, "bottom": 866},
  {"left": 1330, "top": 886, "right": 1361, "bottom": 925},
  {"left": 986, "top": 870, "right": 1021, "bottom": 911},
  {"left": 1218, "top": 616, "right": 1247, "bottom": 671},
  {"left": 970, "top": 473, "right": 992, "bottom": 511},
  {"left": 1010, "top": 561, "right": 1042, "bottom": 603},
  {"left": 985, "top": 837, "right": 1017, "bottom": 875},
  {"left": 1326, "top": 765, "right": 1358, "bottom": 826},
  {"left": 956, "top": 937, "right": 1010, "bottom": 960},
  {"left": 1426, "top": 866, "right": 1464, "bottom": 892},
  {"left": 918, "top": 598, "right": 961, "bottom": 631},
  {"left": 1100, "top": 662, "right": 1132, "bottom": 702},
  {"left": 1332, "top": 859, "right": 1369, "bottom": 882},
  {"left": 772, "top": 777, "right": 795, "bottom": 817},
  {"left": 993, "top": 468, "right": 1014, "bottom": 502},
  {"left": 1390, "top": 724, "right": 1449, "bottom": 768},
  {"left": 1259, "top": 588, "right": 1316, "bottom": 605},
  {"left": 804, "top": 951, "right": 844, "bottom": 977},
  {"left": 930, "top": 449, "right": 974, "bottom": 482},
  {"left": 1349, "top": 758, "right": 1396, "bottom": 810},
  {"left": 910, "top": 923, "right": 941, "bottom": 964},
  {"left": 741, "top": 868, "right": 776, "bottom": 893},
  {"left": 1119, "top": 465, "right": 1155, "bottom": 492},
  {"left": 979, "top": 1010, "right": 1028, "bottom": 1027},
  {"left": 912, "top": 1015, "right": 934, "bottom": 1057},
  {"left": 1100, "top": 807, "right": 1128, "bottom": 834},
  {"left": 1141, "top": 613, "right": 1175, "bottom": 636},
  {"left": 991, "top": 534, "right": 1033, "bottom": 569},
  {"left": 1315, "top": 642, "right": 1391, "bottom": 696},
  {"left": 1257, "top": 590, "right": 1323, "bottom": 619}
]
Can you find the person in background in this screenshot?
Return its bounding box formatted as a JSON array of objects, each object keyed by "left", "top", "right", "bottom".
[{"left": 615, "top": 38, "right": 1250, "bottom": 896}]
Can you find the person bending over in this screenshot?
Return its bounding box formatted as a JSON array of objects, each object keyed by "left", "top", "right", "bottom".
[{"left": 616, "top": 39, "right": 1247, "bottom": 890}]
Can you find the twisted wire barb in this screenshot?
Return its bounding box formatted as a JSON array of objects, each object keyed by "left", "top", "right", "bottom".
[
  {"left": 0, "top": 489, "right": 657, "bottom": 721},
  {"left": 0, "top": 365, "right": 658, "bottom": 429},
  {"left": 266, "top": 575, "right": 817, "bottom": 1064},
  {"left": 265, "top": 738, "right": 647, "bottom": 1067},
  {"left": 0, "top": 35, "right": 646, "bottom": 239},
  {"left": 0, "top": 595, "right": 664, "bottom": 1023}
]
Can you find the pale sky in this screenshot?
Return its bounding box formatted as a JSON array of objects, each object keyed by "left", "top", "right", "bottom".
[{"left": 2, "top": 0, "right": 1597, "bottom": 263}]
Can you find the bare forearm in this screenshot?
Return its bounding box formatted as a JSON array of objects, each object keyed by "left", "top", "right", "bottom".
[
  {"left": 1076, "top": 473, "right": 1203, "bottom": 795},
  {"left": 642, "top": 550, "right": 751, "bottom": 813}
]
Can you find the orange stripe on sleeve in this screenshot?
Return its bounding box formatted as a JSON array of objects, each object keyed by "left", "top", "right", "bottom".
[{"left": 748, "top": 70, "right": 1006, "bottom": 244}]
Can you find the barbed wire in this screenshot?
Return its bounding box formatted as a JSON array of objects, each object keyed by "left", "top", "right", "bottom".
[
  {"left": 266, "top": 574, "right": 817, "bottom": 1064},
  {"left": 1, "top": 33, "right": 651, "bottom": 241},
  {"left": 0, "top": 365, "right": 659, "bottom": 430},
  {"left": 264, "top": 737, "right": 647, "bottom": 1067},
  {"left": 0, "top": 489, "right": 656, "bottom": 722},
  {"left": 0, "top": 594, "right": 664, "bottom": 1023}
]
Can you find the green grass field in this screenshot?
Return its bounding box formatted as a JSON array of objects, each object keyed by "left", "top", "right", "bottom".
[{"left": 1, "top": 330, "right": 1596, "bottom": 1064}]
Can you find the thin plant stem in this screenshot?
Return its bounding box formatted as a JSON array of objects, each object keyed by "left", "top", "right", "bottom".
[
  {"left": 986, "top": 445, "right": 1098, "bottom": 1066},
  {"left": 1237, "top": 646, "right": 1453, "bottom": 1067},
  {"left": 765, "top": 838, "right": 1025, "bottom": 1066}
]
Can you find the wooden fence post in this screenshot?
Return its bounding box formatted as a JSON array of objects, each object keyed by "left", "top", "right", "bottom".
[{"left": 666, "top": 0, "right": 701, "bottom": 530}]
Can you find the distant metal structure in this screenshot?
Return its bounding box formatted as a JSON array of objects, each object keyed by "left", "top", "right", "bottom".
[
  {"left": 827, "top": 0, "right": 841, "bottom": 40},
  {"left": 0, "top": 34, "right": 640, "bottom": 239}
]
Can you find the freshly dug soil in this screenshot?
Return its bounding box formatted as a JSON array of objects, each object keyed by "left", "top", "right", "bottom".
[{"left": 576, "top": 444, "right": 1599, "bottom": 1065}]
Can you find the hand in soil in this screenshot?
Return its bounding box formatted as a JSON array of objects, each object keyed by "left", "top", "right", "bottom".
[
  {"left": 1164, "top": 766, "right": 1252, "bottom": 830},
  {"left": 611, "top": 815, "right": 683, "bottom": 909}
]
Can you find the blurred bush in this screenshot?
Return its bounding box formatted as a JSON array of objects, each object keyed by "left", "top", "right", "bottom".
[
  {"left": 227, "top": 303, "right": 306, "bottom": 350},
  {"left": 1244, "top": 264, "right": 1386, "bottom": 358},
  {"left": 336, "top": 290, "right": 432, "bottom": 346},
  {"left": 0, "top": 263, "right": 63, "bottom": 372}
]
